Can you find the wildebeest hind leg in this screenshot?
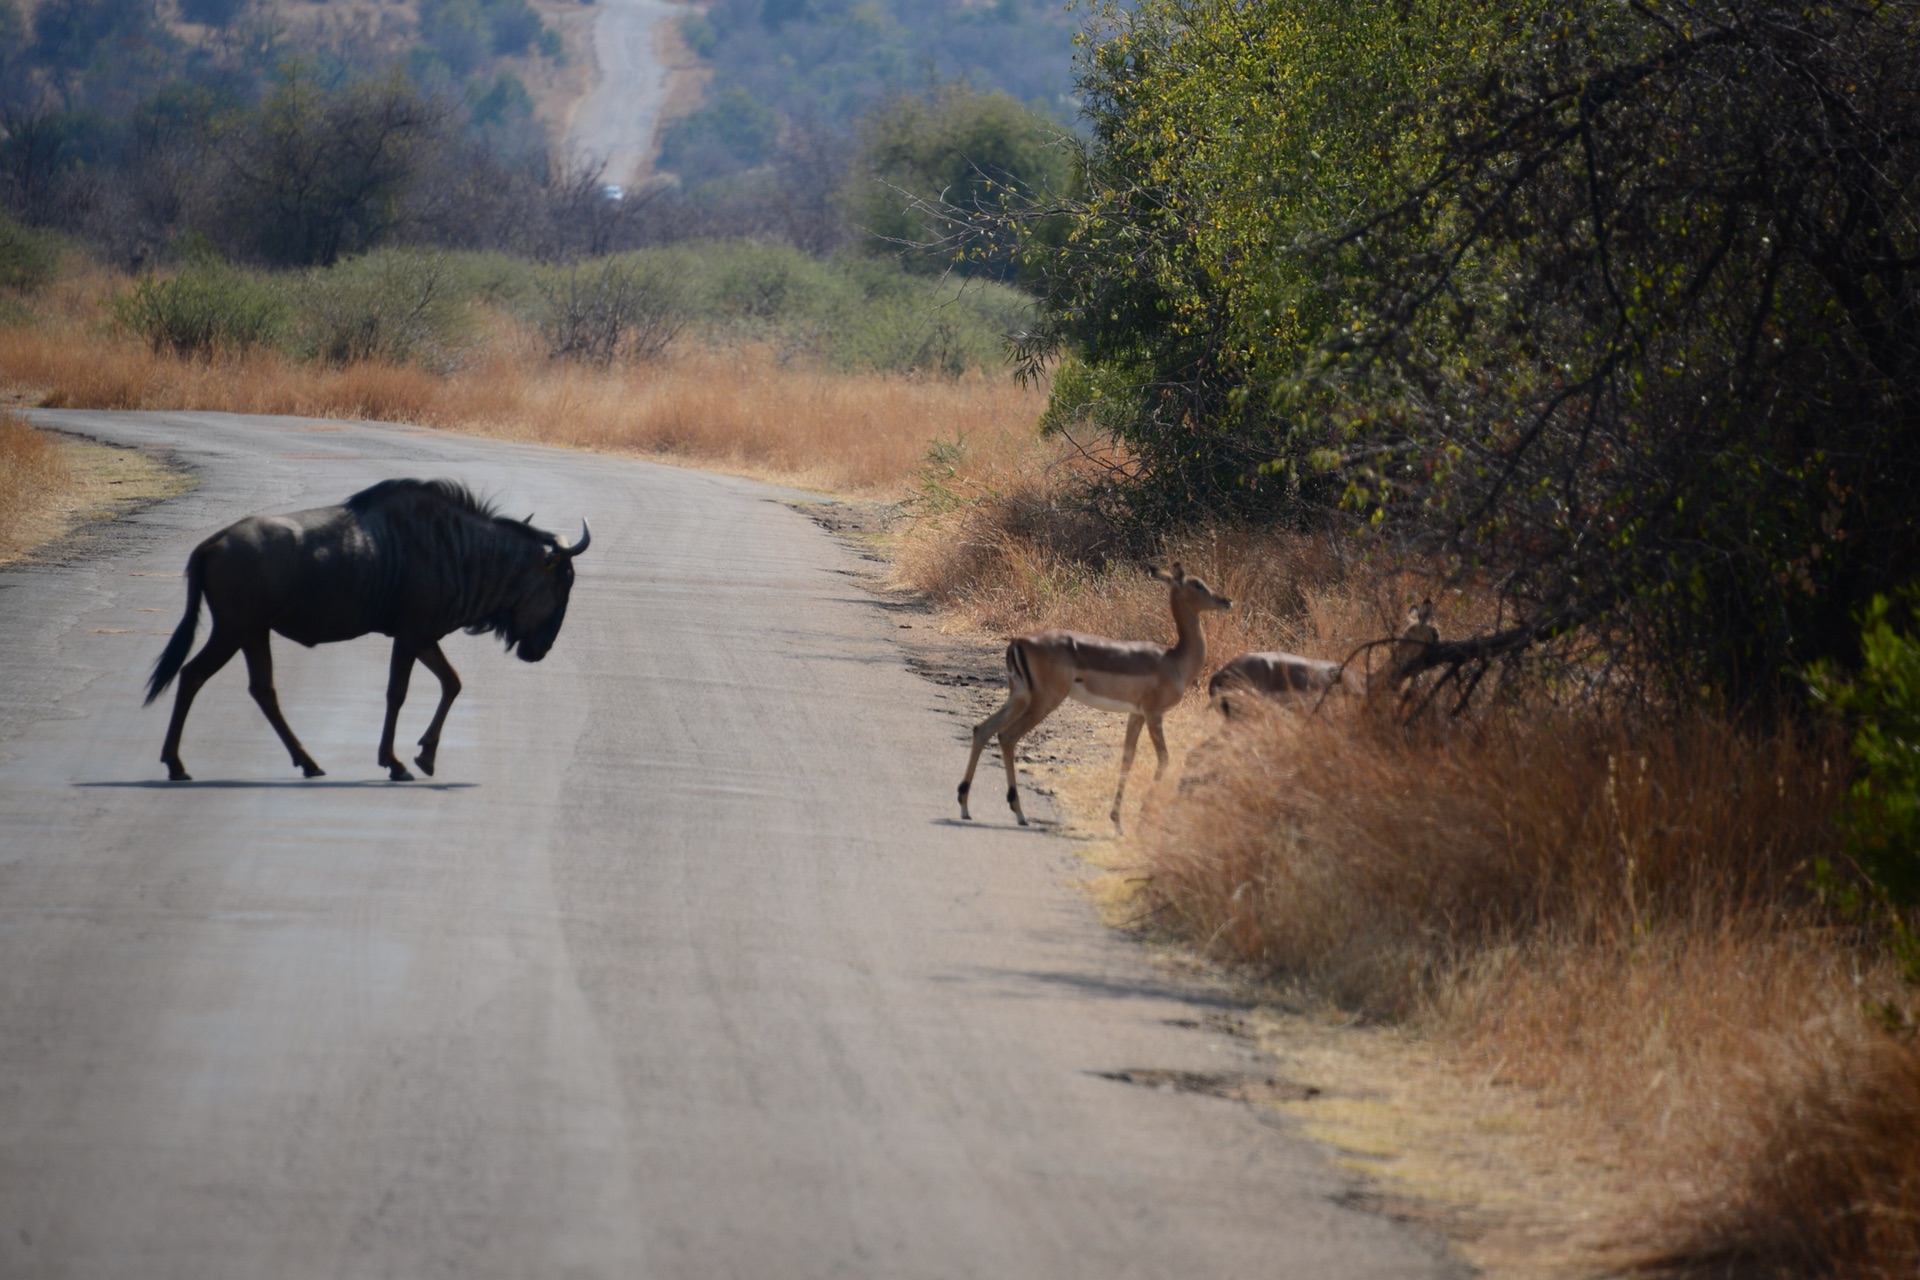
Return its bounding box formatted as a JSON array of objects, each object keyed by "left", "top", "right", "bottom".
[
  {"left": 379, "top": 642, "right": 418, "bottom": 781},
  {"left": 159, "top": 628, "right": 242, "bottom": 781},
  {"left": 412, "top": 642, "right": 461, "bottom": 777},
  {"left": 243, "top": 636, "right": 323, "bottom": 778}
]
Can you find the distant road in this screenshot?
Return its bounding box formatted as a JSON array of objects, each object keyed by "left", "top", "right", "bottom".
[
  {"left": 566, "top": 0, "right": 682, "bottom": 187},
  {"left": 0, "top": 410, "right": 1448, "bottom": 1279}
]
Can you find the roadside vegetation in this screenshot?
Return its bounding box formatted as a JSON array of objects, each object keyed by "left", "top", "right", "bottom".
[
  {"left": 890, "top": 0, "right": 1920, "bottom": 1273},
  {"left": 0, "top": 408, "right": 71, "bottom": 558}
]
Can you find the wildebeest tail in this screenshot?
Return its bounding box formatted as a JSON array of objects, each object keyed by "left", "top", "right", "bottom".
[{"left": 145, "top": 548, "right": 205, "bottom": 705}]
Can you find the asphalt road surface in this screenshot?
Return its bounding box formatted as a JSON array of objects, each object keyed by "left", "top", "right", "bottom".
[
  {"left": 0, "top": 411, "right": 1451, "bottom": 1280},
  {"left": 566, "top": 0, "right": 680, "bottom": 188}
]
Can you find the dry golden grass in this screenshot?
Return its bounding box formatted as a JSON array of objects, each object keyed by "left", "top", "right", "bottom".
[
  {"left": 894, "top": 469, "right": 1443, "bottom": 669},
  {"left": 0, "top": 318, "right": 1049, "bottom": 497},
  {"left": 1138, "top": 685, "right": 1920, "bottom": 1274},
  {"left": 0, "top": 410, "right": 71, "bottom": 558},
  {"left": 903, "top": 460, "right": 1920, "bottom": 1276}
]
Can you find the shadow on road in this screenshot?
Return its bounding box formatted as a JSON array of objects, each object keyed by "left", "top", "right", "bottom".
[{"left": 75, "top": 779, "right": 479, "bottom": 790}]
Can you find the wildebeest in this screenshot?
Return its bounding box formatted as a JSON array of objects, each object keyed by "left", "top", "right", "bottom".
[{"left": 145, "top": 478, "right": 590, "bottom": 782}]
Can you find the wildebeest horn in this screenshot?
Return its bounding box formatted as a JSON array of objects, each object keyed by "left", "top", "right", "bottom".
[{"left": 558, "top": 519, "right": 590, "bottom": 557}]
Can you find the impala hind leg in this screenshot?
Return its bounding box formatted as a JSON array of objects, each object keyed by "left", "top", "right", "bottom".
[
  {"left": 159, "top": 629, "right": 243, "bottom": 781},
  {"left": 411, "top": 643, "right": 461, "bottom": 777},
  {"left": 1109, "top": 712, "right": 1149, "bottom": 830},
  {"left": 990, "top": 688, "right": 1067, "bottom": 827},
  {"left": 242, "top": 636, "right": 323, "bottom": 778},
  {"left": 378, "top": 642, "right": 418, "bottom": 781}
]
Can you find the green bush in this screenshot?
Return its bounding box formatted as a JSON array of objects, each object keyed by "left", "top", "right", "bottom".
[
  {"left": 0, "top": 214, "right": 60, "bottom": 294},
  {"left": 1811, "top": 592, "right": 1920, "bottom": 906},
  {"left": 289, "top": 251, "right": 471, "bottom": 367},
  {"left": 537, "top": 257, "right": 686, "bottom": 365},
  {"left": 559, "top": 242, "right": 1033, "bottom": 376},
  {"left": 115, "top": 263, "right": 288, "bottom": 357}
]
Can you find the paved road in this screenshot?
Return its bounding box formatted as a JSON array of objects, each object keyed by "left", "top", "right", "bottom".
[
  {"left": 566, "top": 0, "right": 681, "bottom": 187},
  {"left": 0, "top": 411, "right": 1450, "bottom": 1280}
]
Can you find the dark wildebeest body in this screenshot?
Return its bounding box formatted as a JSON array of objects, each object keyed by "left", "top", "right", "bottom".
[{"left": 145, "top": 478, "right": 590, "bottom": 781}]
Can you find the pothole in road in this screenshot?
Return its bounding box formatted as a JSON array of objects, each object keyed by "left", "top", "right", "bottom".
[{"left": 1093, "top": 1068, "right": 1323, "bottom": 1104}]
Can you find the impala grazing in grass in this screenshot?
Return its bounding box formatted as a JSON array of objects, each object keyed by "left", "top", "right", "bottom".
[{"left": 1208, "top": 600, "right": 1437, "bottom": 717}]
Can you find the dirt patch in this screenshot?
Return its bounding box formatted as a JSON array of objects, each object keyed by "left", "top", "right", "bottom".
[{"left": 1, "top": 433, "right": 193, "bottom": 567}]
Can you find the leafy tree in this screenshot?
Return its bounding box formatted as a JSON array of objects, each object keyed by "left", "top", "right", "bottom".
[
  {"left": 31, "top": 0, "right": 156, "bottom": 75},
  {"left": 1322, "top": 0, "right": 1920, "bottom": 711},
  {"left": 1010, "top": 0, "right": 1524, "bottom": 524},
  {"left": 657, "top": 87, "right": 779, "bottom": 187},
  {"left": 210, "top": 67, "right": 450, "bottom": 266},
  {"left": 850, "top": 82, "right": 1066, "bottom": 282}
]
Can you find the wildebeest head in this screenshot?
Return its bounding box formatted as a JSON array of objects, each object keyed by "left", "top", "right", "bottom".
[{"left": 492, "top": 520, "right": 591, "bottom": 661}]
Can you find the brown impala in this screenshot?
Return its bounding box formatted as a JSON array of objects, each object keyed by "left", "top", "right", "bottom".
[
  {"left": 958, "top": 563, "right": 1233, "bottom": 830},
  {"left": 1207, "top": 599, "right": 1437, "bottom": 717}
]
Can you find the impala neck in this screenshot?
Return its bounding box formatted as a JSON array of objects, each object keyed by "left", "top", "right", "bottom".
[{"left": 1166, "top": 595, "right": 1209, "bottom": 679}]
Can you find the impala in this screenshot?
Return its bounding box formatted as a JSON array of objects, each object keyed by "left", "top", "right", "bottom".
[
  {"left": 1207, "top": 599, "right": 1437, "bottom": 717},
  {"left": 957, "top": 563, "right": 1234, "bottom": 829}
]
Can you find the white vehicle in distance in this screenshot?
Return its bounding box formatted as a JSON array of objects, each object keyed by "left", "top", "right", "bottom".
[{"left": 601, "top": 184, "right": 624, "bottom": 202}]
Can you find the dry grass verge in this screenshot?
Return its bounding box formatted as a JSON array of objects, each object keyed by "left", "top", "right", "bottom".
[
  {"left": 0, "top": 410, "right": 71, "bottom": 559},
  {"left": 0, "top": 322, "right": 1047, "bottom": 498},
  {"left": 899, "top": 470, "right": 1920, "bottom": 1277}
]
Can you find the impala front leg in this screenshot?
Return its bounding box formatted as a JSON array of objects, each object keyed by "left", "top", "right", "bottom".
[
  {"left": 1110, "top": 711, "right": 1147, "bottom": 830},
  {"left": 379, "top": 641, "right": 418, "bottom": 781}
]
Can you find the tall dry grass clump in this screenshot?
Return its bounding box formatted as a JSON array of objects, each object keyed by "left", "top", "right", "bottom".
[
  {"left": 0, "top": 411, "right": 71, "bottom": 557},
  {"left": 1143, "top": 696, "right": 1920, "bottom": 1273},
  {"left": 1148, "top": 709, "right": 1843, "bottom": 1012},
  {"left": 1655, "top": 1029, "right": 1920, "bottom": 1278}
]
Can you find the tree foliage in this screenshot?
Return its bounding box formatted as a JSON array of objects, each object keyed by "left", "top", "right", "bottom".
[
  {"left": 212, "top": 67, "right": 450, "bottom": 267},
  {"left": 851, "top": 83, "right": 1068, "bottom": 281},
  {"left": 1015, "top": 0, "right": 1533, "bottom": 524},
  {"left": 1325, "top": 0, "right": 1920, "bottom": 710},
  {"left": 1020, "top": 0, "right": 1920, "bottom": 709}
]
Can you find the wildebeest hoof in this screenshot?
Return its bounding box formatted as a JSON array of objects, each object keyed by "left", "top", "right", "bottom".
[
  {"left": 414, "top": 753, "right": 436, "bottom": 777},
  {"left": 300, "top": 761, "right": 325, "bottom": 778},
  {"left": 166, "top": 766, "right": 192, "bottom": 782},
  {"left": 388, "top": 763, "right": 414, "bottom": 781}
]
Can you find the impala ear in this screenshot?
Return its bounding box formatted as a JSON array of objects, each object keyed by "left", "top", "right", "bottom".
[{"left": 1148, "top": 563, "right": 1173, "bottom": 583}]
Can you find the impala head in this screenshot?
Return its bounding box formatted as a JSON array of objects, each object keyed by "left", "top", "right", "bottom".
[
  {"left": 1391, "top": 597, "right": 1437, "bottom": 675},
  {"left": 1150, "top": 562, "right": 1234, "bottom": 614}
]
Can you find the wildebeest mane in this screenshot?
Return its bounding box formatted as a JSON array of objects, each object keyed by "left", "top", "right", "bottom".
[{"left": 346, "top": 477, "right": 500, "bottom": 522}]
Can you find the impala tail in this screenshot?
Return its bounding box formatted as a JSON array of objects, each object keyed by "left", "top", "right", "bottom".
[{"left": 145, "top": 547, "right": 206, "bottom": 705}]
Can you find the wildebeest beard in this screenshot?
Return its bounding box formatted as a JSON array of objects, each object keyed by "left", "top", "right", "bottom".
[{"left": 470, "top": 584, "right": 571, "bottom": 661}]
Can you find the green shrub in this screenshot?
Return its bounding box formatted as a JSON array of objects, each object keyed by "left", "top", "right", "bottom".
[
  {"left": 1811, "top": 592, "right": 1920, "bottom": 907},
  {"left": 290, "top": 250, "right": 471, "bottom": 367},
  {"left": 114, "top": 263, "right": 288, "bottom": 357},
  {"left": 0, "top": 214, "right": 60, "bottom": 294},
  {"left": 537, "top": 257, "right": 686, "bottom": 365}
]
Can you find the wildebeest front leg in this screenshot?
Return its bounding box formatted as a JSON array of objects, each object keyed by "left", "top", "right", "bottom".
[
  {"left": 243, "top": 636, "right": 324, "bottom": 778},
  {"left": 159, "top": 628, "right": 242, "bottom": 781},
  {"left": 379, "top": 641, "right": 419, "bottom": 781},
  {"left": 412, "top": 642, "right": 462, "bottom": 777}
]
